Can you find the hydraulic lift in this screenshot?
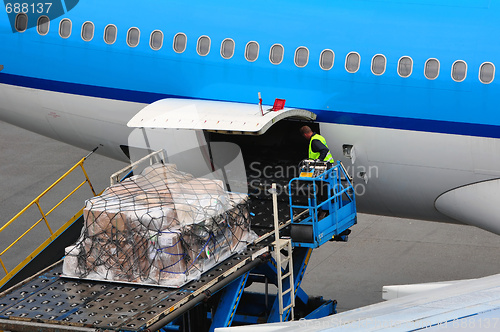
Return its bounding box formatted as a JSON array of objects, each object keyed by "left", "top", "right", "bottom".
[
  {"left": 289, "top": 160, "right": 357, "bottom": 248},
  {"left": 0, "top": 155, "right": 357, "bottom": 331}
]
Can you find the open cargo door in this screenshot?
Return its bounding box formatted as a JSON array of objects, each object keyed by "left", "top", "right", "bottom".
[{"left": 127, "top": 98, "right": 316, "bottom": 135}]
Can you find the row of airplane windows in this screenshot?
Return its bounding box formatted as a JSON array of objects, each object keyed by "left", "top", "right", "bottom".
[{"left": 15, "top": 14, "right": 496, "bottom": 84}]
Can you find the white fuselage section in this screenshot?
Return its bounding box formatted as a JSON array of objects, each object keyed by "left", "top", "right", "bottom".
[{"left": 3, "top": 84, "right": 500, "bottom": 234}]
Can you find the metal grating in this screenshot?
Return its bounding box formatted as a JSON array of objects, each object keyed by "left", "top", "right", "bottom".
[{"left": 0, "top": 248, "right": 276, "bottom": 331}]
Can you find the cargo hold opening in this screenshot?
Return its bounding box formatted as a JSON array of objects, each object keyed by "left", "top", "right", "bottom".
[{"left": 207, "top": 119, "right": 320, "bottom": 200}]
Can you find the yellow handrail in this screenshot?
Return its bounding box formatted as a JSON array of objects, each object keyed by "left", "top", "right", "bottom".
[{"left": 0, "top": 153, "right": 98, "bottom": 282}]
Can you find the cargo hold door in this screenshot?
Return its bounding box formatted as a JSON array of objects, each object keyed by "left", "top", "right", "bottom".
[{"left": 127, "top": 98, "right": 316, "bottom": 135}]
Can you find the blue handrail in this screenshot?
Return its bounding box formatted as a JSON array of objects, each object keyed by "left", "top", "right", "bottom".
[{"left": 287, "top": 161, "right": 357, "bottom": 248}]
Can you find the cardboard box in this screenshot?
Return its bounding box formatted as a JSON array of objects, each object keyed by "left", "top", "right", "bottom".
[
  {"left": 84, "top": 208, "right": 129, "bottom": 238},
  {"left": 150, "top": 232, "right": 187, "bottom": 273}
]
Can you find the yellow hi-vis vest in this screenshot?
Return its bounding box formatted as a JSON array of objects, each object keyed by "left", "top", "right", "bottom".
[{"left": 309, "top": 134, "right": 334, "bottom": 163}]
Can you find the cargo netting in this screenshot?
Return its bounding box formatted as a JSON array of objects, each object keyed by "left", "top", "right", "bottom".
[{"left": 63, "top": 163, "right": 257, "bottom": 288}]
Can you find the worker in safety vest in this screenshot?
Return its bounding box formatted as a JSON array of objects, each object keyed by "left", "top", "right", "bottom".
[{"left": 300, "top": 126, "right": 334, "bottom": 163}]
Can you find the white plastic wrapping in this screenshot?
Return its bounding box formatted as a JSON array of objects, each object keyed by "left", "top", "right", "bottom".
[{"left": 63, "top": 163, "right": 257, "bottom": 288}]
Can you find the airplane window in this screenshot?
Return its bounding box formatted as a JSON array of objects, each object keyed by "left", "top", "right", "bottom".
[
  {"left": 81, "top": 22, "right": 94, "bottom": 42},
  {"left": 104, "top": 25, "right": 117, "bottom": 44},
  {"left": 398, "top": 56, "right": 413, "bottom": 77},
  {"left": 245, "top": 41, "right": 259, "bottom": 62},
  {"left": 59, "top": 19, "right": 72, "bottom": 39},
  {"left": 479, "top": 62, "right": 495, "bottom": 84},
  {"left": 150, "top": 30, "right": 163, "bottom": 50},
  {"left": 15, "top": 13, "right": 28, "bottom": 32},
  {"left": 127, "top": 27, "right": 140, "bottom": 47},
  {"left": 221, "top": 38, "right": 235, "bottom": 59},
  {"left": 345, "top": 52, "right": 360, "bottom": 73},
  {"left": 295, "top": 47, "right": 309, "bottom": 67},
  {"left": 320, "top": 49, "right": 334, "bottom": 70},
  {"left": 451, "top": 60, "right": 467, "bottom": 82},
  {"left": 270, "top": 44, "right": 284, "bottom": 65},
  {"left": 197, "top": 36, "right": 211, "bottom": 56},
  {"left": 173, "top": 33, "right": 187, "bottom": 53},
  {"left": 424, "top": 58, "right": 440, "bottom": 80},
  {"left": 371, "top": 54, "right": 386, "bottom": 75},
  {"left": 37, "top": 16, "right": 50, "bottom": 35}
]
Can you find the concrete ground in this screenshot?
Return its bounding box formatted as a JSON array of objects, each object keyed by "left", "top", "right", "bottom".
[
  {"left": 0, "top": 120, "right": 127, "bottom": 278},
  {"left": 1, "top": 120, "right": 500, "bottom": 313},
  {"left": 302, "top": 214, "right": 500, "bottom": 312}
]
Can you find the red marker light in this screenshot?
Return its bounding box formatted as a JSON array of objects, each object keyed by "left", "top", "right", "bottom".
[{"left": 273, "top": 99, "right": 286, "bottom": 111}]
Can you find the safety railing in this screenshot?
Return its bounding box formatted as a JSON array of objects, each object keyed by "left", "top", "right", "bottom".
[
  {"left": 0, "top": 149, "right": 98, "bottom": 288},
  {"left": 288, "top": 160, "right": 357, "bottom": 248},
  {"left": 290, "top": 162, "right": 354, "bottom": 216}
]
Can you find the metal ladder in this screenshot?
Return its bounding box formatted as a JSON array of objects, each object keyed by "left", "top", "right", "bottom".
[{"left": 271, "top": 183, "right": 295, "bottom": 322}]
